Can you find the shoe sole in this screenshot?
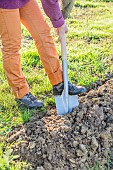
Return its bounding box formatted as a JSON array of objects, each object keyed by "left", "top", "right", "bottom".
[
  {"left": 15, "top": 99, "right": 44, "bottom": 109},
  {"left": 69, "top": 88, "right": 86, "bottom": 95},
  {"left": 54, "top": 88, "right": 86, "bottom": 96}
]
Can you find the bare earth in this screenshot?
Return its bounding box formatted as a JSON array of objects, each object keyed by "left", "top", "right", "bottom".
[{"left": 8, "top": 78, "right": 113, "bottom": 170}]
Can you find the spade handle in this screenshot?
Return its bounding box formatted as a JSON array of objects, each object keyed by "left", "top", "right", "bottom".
[
  {"left": 61, "top": 34, "right": 67, "bottom": 61},
  {"left": 61, "top": 34, "right": 69, "bottom": 112}
]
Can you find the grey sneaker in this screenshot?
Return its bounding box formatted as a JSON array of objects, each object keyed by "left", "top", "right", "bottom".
[
  {"left": 53, "top": 81, "right": 86, "bottom": 95},
  {"left": 16, "top": 92, "right": 44, "bottom": 108}
]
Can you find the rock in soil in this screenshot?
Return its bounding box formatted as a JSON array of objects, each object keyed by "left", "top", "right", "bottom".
[{"left": 8, "top": 79, "right": 113, "bottom": 170}]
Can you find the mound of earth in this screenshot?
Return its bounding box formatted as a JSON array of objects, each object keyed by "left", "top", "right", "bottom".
[{"left": 8, "top": 79, "right": 113, "bottom": 170}]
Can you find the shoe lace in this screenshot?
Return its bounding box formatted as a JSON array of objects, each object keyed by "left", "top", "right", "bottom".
[
  {"left": 68, "top": 82, "right": 77, "bottom": 91},
  {"left": 26, "top": 92, "right": 37, "bottom": 101}
]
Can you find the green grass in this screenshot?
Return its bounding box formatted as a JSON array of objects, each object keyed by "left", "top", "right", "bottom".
[
  {"left": 0, "top": 0, "right": 113, "bottom": 169},
  {"left": 0, "top": 141, "right": 32, "bottom": 170},
  {"left": 88, "top": 155, "right": 111, "bottom": 170}
]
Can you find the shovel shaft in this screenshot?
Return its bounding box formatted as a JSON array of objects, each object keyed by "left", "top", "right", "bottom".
[
  {"left": 61, "top": 34, "right": 68, "bottom": 112},
  {"left": 61, "top": 34, "right": 67, "bottom": 60}
]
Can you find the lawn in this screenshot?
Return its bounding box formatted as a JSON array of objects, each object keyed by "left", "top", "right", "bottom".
[{"left": 0, "top": 0, "right": 113, "bottom": 169}]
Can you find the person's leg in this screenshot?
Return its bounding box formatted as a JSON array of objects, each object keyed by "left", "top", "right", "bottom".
[
  {"left": 19, "top": 0, "right": 63, "bottom": 86},
  {"left": 20, "top": 0, "right": 86, "bottom": 95},
  {"left": 0, "top": 8, "right": 43, "bottom": 108},
  {"left": 0, "top": 8, "right": 29, "bottom": 99}
]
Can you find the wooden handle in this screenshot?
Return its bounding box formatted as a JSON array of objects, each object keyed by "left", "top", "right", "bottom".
[{"left": 61, "top": 34, "right": 67, "bottom": 60}]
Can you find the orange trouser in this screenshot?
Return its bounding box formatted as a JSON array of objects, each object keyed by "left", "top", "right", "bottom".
[{"left": 0, "top": 0, "right": 63, "bottom": 99}]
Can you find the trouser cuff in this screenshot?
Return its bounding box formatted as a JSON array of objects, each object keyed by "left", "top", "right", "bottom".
[
  {"left": 13, "top": 85, "right": 30, "bottom": 99},
  {"left": 48, "top": 66, "right": 63, "bottom": 86}
]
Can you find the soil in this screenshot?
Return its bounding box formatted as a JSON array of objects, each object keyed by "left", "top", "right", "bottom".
[{"left": 8, "top": 78, "right": 113, "bottom": 170}]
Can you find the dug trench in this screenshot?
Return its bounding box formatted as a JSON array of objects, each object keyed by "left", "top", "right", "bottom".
[{"left": 7, "top": 78, "right": 113, "bottom": 170}]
